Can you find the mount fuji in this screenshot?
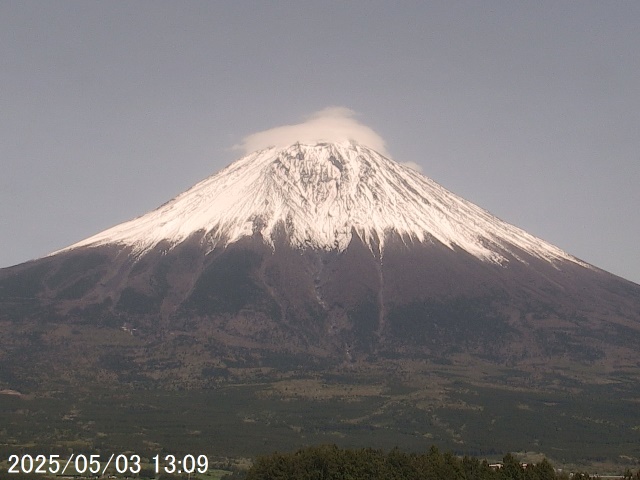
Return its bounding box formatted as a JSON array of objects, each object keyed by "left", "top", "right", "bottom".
[
  {"left": 1, "top": 136, "right": 640, "bottom": 463},
  {"left": 2, "top": 138, "right": 639, "bottom": 364}
]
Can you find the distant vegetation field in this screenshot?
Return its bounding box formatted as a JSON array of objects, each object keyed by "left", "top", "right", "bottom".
[{"left": 1, "top": 365, "right": 639, "bottom": 473}]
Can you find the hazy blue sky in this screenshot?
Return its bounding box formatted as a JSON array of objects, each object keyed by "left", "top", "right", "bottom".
[{"left": 2, "top": 2, "right": 639, "bottom": 284}]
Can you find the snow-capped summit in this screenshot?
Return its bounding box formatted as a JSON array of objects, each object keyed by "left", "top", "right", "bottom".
[{"left": 58, "top": 141, "right": 585, "bottom": 268}]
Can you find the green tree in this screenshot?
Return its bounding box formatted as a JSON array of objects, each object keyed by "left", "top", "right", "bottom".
[{"left": 500, "top": 453, "right": 524, "bottom": 480}]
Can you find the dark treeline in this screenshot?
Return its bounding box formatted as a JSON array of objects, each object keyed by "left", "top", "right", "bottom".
[
  {"left": 6, "top": 445, "right": 640, "bottom": 480},
  {"left": 239, "top": 444, "right": 622, "bottom": 480}
]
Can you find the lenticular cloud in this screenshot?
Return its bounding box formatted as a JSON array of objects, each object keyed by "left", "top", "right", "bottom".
[{"left": 237, "top": 107, "right": 389, "bottom": 156}]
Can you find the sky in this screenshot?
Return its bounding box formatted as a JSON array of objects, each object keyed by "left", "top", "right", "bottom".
[{"left": 1, "top": 2, "right": 639, "bottom": 284}]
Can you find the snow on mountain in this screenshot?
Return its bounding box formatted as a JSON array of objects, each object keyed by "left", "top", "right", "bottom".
[{"left": 56, "top": 141, "right": 588, "bottom": 268}]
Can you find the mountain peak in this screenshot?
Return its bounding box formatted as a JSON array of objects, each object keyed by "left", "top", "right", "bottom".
[{"left": 55, "top": 141, "right": 586, "bottom": 269}]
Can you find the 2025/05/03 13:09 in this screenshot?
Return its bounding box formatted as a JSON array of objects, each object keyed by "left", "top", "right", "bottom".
[{"left": 6, "top": 453, "right": 209, "bottom": 476}]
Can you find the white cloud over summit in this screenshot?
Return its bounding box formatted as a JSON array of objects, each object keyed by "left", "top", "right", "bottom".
[
  {"left": 236, "top": 107, "right": 424, "bottom": 172},
  {"left": 237, "top": 107, "right": 389, "bottom": 156}
]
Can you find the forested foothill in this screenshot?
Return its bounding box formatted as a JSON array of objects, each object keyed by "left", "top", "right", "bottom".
[{"left": 239, "top": 445, "right": 640, "bottom": 480}]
